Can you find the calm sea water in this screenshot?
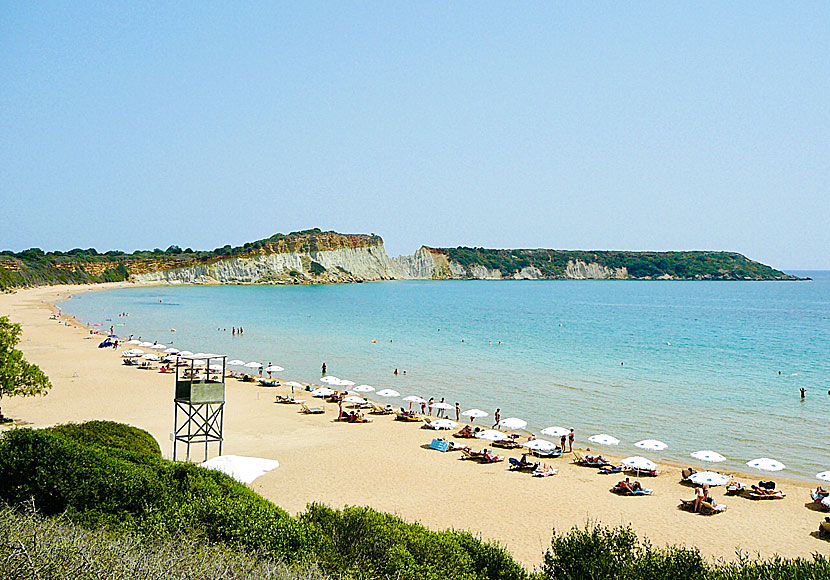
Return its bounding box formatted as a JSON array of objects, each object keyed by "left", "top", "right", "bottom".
[{"left": 61, "top": 272, "right": 830, "bottom": 480}]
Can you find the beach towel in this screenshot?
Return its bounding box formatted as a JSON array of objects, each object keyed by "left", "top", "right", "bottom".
[{"left": 430, "top": 439, "right": 450, "bottom": 452}]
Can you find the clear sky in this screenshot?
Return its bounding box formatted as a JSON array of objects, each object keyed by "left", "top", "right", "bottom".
[{"left": 2, "top": 3, "right": 828, "bottom": 269}]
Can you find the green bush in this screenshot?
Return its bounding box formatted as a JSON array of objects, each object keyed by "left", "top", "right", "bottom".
[
  {"left": 0, "top": 425, "right": 309, "bottom": 561},
  {"left": 301, "top": 504, "right": 527, "bottom": 580},
  {"left": 46, "top": 420, "right": 161, "bottom": 456}
]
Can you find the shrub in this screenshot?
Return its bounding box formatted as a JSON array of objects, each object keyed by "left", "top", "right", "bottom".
[
  {"left": 45, "top": 420, "right": 161, "bottom": 456},
  {"left": 301, "top": 504, "right": 527, "bottom": 580}
]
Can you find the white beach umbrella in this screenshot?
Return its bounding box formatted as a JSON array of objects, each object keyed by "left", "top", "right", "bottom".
[
  {"left": 498, "top": 417, "right": 528, "bottom": 431},
  {"left": 199, "top": 455, "right": 279, "bottom": 484},
  {"left": 461, "top": 408, "right": 488, "bottom": 418},
  {"left": 164, "top": 355, "right": 178, "bottom": 362},
  {"left": 816, "top": 471, "right": 830, "bottom": 482},
  {"left": 228, "top": 359, "right": 246, "bottom": 366},
  {"left": 141, "top": 354, "right": 160, "bottom": 361},
  {"left": 151, "top": 343, "right": 168, "bottom": 350},
  {"left": 311, "top": 387, "right": 336, "bottom": 397},
  {"left": 376, "top": 389, "right": 400, "bottom": 397},
  {"left": 164, "top": 347, "right": 180, "bottom": 354},
  {"left": 432, "top": 402, "right": 454, "bottom": 410},
  {"left": 339, "top": 379, "right": 356, "bottom": 387},
  {"left": 588, "top": 434, "right": 620, "bottom": 446},
  {"left": 127, "top": 339, "right": 141, "bottom": 345},
  {"left": 178, "top": 350, "right": 194, "bottom": 356},
  {"left": 428, "top": 419, "right": 457, "bottom": 430},
  {"left": 746, "top": 458, "right": 786, "bottom": 472},
  {"left": 688, "top": 471, "right": 731, "bottom": 487},
  {"left": 321, "top": 376, "right": 342, "bottom": 385},
  {"left": 403, "top": 396, "right": 427, "bottom": 404},
  {"left": 139, "top": 342, "right": 154, "bottom": 347},
  {"left": 245, "top": 361, "right": 263, "bottom": 369},
  {"left": 264, "top": 365, "right": 284, "bottom": 373},
  {"left": 622, "top": 456, "right": 658, "bottom": 473},
  {"left": 634, "top": 439, "right": 668, "bottom": 451},
  {"left": 476, "top": 429, "right": 508, "bottom": 442},
  {"left": 343, "top": 395, "right": 368, "bottom": 405},
  {"left": 286, "top": 381, "right": 304, "bottom": 388},
  {"left": 541, "top": 426, "right": 570, "bottom": 438},
  {"left": 122, "top": 349, "right": 143, "bottom": 356},
  {"left": 524, "top": 439, "right": 558, "bottom": 452},
  {"left": 352, "top": 384, "right": 375, "bottom": 393},
  {"left": 691, "top": 450, "right": 726, "bottom": 464}
]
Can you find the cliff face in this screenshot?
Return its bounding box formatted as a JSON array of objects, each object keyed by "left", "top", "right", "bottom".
[{"left": 1, "top": 230, "right": 799, "bottom": 290}]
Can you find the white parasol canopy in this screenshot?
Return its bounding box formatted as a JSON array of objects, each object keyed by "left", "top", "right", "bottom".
[
  {"left": 403, "top": 395, "right": 427, "bottom": 404},
  {"left": 138, "top": 342, "right": 154, "bottom": 347},
  {"left": 427, "top": 419, "right": 458, "bottom": 430},
  {"left": 816, "top": 471, "right": 830, "bottom": 482},
  {"left": 523, "top": 439, "right": 558, "bottom": 452},
  {"left": 321, "top": 376, "right": 342, "bottom": 385},
  {"left": 178, "top": 350, "right": 194, "bottom": 356},
  {"left": 541, "top": 426, "right": 570, "bottom": 438},
  {"left": 746, "top": 458, "right": 786, "bottom": 472},
  {"left": 497, "top": 417, "right": 527, "bottom": 430},
  {"left": 461, "top": 408, "right": 488, "bottom": 418},
  {"left": 164, "top": 347, "right": 180, "bottom": 354},
  {"left": 343, "top": 395, "right": 368, "bottom": 405},
  {"left": 352, "top": 384, "right": 375, "bottom": 393},
  {"left": 264, "top": 365, "right": 284, "bottom": 372},
  {"left": 376, "top": 389, "right": 400, "bottom": 397},
  {"left": 228, "top": 359, "right": 246, "bottom": 366},
  {"left": 432, "top": 402, "right": 454, "bottom": 410},
  {"left": 141, "top": 354, "right": 160, "bottom": 361},
  {"left": 127, "top": 339, "right": 141, "bottom": 345},
  {"left": 691, "top": 450, "right": 726, "bottom": 464},
  {"left": 311, "top": 387, "right": 336, "bottom": 397},
  {"left": 688, "top": 471, "right": 730, "bottom": 487},
  {"left": 476, "top": 429, "right": 508, "bottom": 442},
  {"left": 151, "top": 343, "right": 167, "bottom": 350},
  {"left": 634, "top": 439, "right": 668, "bottom": 451},
  {"left": 622, "top": 456, "right": 658, "bottom": 472},
  {"left": 588, "top": 434, "right": 620, "bottom": 446},
  {"left": 339, "top": 379, "right": 356, "bottom": 387},
  {"left": 199, "top": 455, "right": 279, "bottom": 484},
  {"left": 245, "top": 361, "right": 263, "bottom": 369}
]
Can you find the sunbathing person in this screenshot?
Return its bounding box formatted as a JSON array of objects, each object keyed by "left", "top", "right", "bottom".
[
  {"left": 598, "top": 464, "right": 622, "bottom": 474},
  {"left": 455, "top": 425, "right": 474, "bottom": 438}
]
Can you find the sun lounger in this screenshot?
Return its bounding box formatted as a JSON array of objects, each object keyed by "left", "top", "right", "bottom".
[
  {"left": 275, "top": 395, "right": 304, "bottom": 404},
  {"left": 480, "top": 451, "right": 504, "bottom": 463},
  {"left": 395, "top": 412, "right": 420, "bottom": 422},
  {"left": 574, "top": 452, "right": 611, "bottom": 468},
  {"left": 611, "top": 482, "right": 653, "bottom": 496},
  {"left": 492, "top": 439, "right": 523, "bottom": 449},
  {"left": 533, "top": 465, "right": 558, "bottom": 477},
  {"left": 460, "top": 448, "right": 483, "bottom": 460},
  {"left": 623, "top": 467, "right": 658, "bottom": 477},
  {"left": 259, "top": 378, "right": 278, "bottom": 386},
  {"left": 369, "top": 402, "right": 394, "bottom": 415},
  {"left": 679, "top": 499, "right": 727, "bottom": 515},
  {"left": 530, "top": 448, "right": 562, "bottom": 458},
  {"left": 744, "top": 489, "right": 786, "bottom": 500},
  {"left": 430, "top": 439, "right": 450, "bottom": 452},
  {"left": 300, "top": 403, "right": 324, "bottom": 414},
  {"left": 725, "top": 481, "right": 746, "bottom": 495},
  {"left": 447, "top": 442, "right": 469, "bottom": 452},
  {"left": 509, "top": 457, "right": 539, "bottom": 472}
]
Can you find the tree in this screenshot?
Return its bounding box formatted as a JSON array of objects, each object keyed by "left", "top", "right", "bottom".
[{"left": 0, "top": 316, "right": 51, "bottom": 399}]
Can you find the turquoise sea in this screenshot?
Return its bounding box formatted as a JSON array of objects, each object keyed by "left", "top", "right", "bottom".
[{"left": 61, "top": 272, "right": 830, "bottom": 480}]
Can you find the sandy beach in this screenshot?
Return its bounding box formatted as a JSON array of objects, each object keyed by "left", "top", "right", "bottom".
[{"left": 1, "top": 283, "right": 827, "bottom": 568}]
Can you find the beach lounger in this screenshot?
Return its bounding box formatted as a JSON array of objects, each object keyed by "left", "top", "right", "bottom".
[
  {"left": 300, "top": 403, "right": 324, "bottom": 414},
  {"left": 258, "top": 378, "right": 278, "bottom": 387},
  {"left": 275, "top": 395, "right": 304, "bottom": 404},
  {"left": 611, "top": 483, "right": 653, "bottom": 496},
  {"left": 430, "top": 439, "right": 450, "bottom": 452},
  {"left": 679, "top": 499, "right": 727, "bottom": 515},
  {"left": 530, "top": 448, "right": 562, "bottom": 458},
  {"left": 460, "top": 448, "right": 483, "bottom": 460},
  {"left": 395, "top": 412, "right": 420, "bottom": 422},
  {"left": 533, "top": 465, "right": 557, "bottom": 477},
  {"left": 744, "top": 490, "right": 786, "bottom": 500},
  {"left": 508, "top": 457, "right": 539, "bottom": 472},
  {"left": 623, "top": 467, "right": 658, "bottom": 477},
  {"left": 492, "top": 439, "right": 523, "bottom": 449},
  {"left": 725, "top": 481, "right": 746, "bottom": 496},
  {"left": 369, "top": 402, "right": 394, "bottom": 415}
]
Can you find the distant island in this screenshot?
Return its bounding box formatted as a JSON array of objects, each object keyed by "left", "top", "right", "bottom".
[{"left": 0, "top": 229, "right": 799, "bottom": 290}]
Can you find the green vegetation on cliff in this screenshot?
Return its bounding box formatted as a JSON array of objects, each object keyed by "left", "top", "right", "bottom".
[{"left": 439, "top": 247, "right": 796, "bottom": 280}]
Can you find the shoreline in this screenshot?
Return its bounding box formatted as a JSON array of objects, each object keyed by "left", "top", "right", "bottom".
[{"left": 2, "top": 283, "right": 828, "bottom": 567}]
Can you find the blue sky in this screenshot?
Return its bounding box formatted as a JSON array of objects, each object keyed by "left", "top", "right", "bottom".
[{"left": 2, "top": 3, "right": 828, "bottom": 269}]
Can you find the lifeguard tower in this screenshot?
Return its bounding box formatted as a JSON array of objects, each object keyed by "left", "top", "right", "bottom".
[{"left": 172, "top": 354, "right": 226, "bottom": 461}]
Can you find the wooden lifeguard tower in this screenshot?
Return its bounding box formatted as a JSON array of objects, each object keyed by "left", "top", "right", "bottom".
[{"left": 172, "top": 354, "right": 226, "bottom": 461}]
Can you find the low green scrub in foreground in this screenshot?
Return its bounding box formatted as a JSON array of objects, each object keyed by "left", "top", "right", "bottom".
[{"left": 0, "top": 421, "right": 828, "bottom": 580}]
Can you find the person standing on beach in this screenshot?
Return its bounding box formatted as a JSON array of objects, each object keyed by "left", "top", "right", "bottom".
[
  {"left": 560, "top": 434, "right": 567, "bottom": 451},
  {"left": 492, "top": 408, "right": 500, "bottom": 429},
  {"left": 321, "top": 362, "right": 327, "bottom": 376},
  {"left": 267, "top": 362, "right": 272, "bottom": 379},
  {"left": 568, "top": 428, "right": 574, "bottom": 453},
  {"left": 428, "top": 397, "right": 434, "bottom": 416},
  {"left": 437, "top": 397, "right": 446, "bottom": 417},
  {"left": 455, "top": 402, "right": 460, "bottom": 421}
]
